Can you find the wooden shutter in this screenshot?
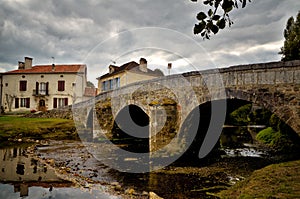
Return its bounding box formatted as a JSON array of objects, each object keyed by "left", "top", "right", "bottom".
[
  {"left": 46, "top": 82, "right": 49, "bottom": 95},
  {"left": 53, "top": 98, "right": 57, "bottom": 108},
  {"left": 20, "top": 81, "right": 27, "bottom": 91},
  {"left": 36, "top": 82, "right": 39, "bottom": 95},
  {"left": 58, "top": 81, "right": 65, "bottom": 91},
  {"left": 26, "top": 98, "right": 30, "bottom": 108},
  {"left": 15, "top": 98, "right": 19, "bottom": 108},
  {"left": 64, "top": 98, "right": 68, "bottom": 106}
]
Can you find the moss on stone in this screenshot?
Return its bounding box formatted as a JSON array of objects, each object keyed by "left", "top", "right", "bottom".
[{"left": 256, "top": 127, "right": 277, "bottom": 144}]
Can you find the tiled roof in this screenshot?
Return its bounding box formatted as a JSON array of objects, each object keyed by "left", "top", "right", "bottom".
[
  {"left": 98, "top": 61, "right": 163, "bottom": 80},
  {"left": 98, "top": 61, "right": 139, "bottom": 79},
  {"left": 5, "top": 64, "right": 86, "bottom": 74}
]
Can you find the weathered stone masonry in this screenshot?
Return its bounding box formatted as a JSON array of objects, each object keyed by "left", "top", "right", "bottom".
[{"left": 71, "top": 60, "right": 300, "bottom": 154}]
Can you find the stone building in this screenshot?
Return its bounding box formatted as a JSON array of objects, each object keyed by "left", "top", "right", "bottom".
[
  {"left": 1, "top": 57, "right": 92, "bottom": 112},
  {"left": 97, "top": 58, "right": 164, "bottom": 93}
]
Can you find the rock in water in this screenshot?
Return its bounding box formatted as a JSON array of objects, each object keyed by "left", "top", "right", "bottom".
[{"left": 149, "top": 192, "right": 164, "bottom": 199}]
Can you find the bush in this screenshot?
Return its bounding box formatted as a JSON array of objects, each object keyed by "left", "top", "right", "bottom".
[
  {"left": 229, "top": 104, "right": 252, "bottom": 126},
  {"left": 256, "top": 127, "right": 277, "bottom": 144}
]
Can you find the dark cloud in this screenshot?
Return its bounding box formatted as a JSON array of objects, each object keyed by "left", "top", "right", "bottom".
[{"left": 0, "top": 0, "right": 299, "bottom": 85}]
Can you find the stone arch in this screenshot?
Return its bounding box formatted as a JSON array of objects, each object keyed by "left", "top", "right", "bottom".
[
  {"left": 176, "top": 99, "right": 228, "bottom": 162},
  {"left": 226, "top": 88, "right": 299, "bottom": 134},
  {"left": 110, "top": 104, "right": 150, "bottom": 153}
]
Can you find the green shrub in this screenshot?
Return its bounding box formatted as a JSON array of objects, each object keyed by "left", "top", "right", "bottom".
[
  {"left": 256, "top": 127, "right": 277, "bottom": 144},
  {"left": 229, "top": 104, "right": 252, "bottom": 126}
]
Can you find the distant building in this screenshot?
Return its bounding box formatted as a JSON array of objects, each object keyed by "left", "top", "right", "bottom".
[
  {"left": 1, "top": 57, "right": 93, "bottom": 112},
  {"left": 97, "top": 58, "right": 164, "bottom": 93}
]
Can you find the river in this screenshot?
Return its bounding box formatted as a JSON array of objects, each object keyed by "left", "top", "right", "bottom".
[{"left": 0, "top": 127, "right": 293, "bottom": 199}]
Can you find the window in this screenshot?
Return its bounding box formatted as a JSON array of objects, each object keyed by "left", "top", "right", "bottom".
[
  {"left": 102, "top": 81, "right": 108, "bottom": 91},
  {"left": 58, "top": 81, "right": 65, "bottom": 91},
  {"left": 53, "top": 98, "right": 68, "bottom": 108},
  {"left": 19, "top": 81, "right": 27, "bottom": 91},
  {"left": 15, "top": 98, "right": 30, "bottom": 108},
  {"left": 36, "top": 82, "right": 49, "bottom": 95},
  {"left": 39, "top": 82, "right": 47, "bottom": 95},
  {"left": 109, "top": 79, "right": 113, "bottom": 90},
  {"left": 102, "top": 77, "right": 120, "bottom": 91},
  {"left": 115, "top": 77, "right": 120, "bottom": 88}
]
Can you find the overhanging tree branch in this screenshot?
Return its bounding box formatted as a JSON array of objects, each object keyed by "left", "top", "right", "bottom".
[{"left": 192, "top": 0, "right": 251, "bottom": 39}]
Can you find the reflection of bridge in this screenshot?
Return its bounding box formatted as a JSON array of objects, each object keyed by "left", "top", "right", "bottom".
[{"left": 73, "top": 60, "right": 300, "bottom": 157}]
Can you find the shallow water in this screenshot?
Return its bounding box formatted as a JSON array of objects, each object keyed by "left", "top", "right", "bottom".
[
  {"left": 34, "top": 140, "right": 273, "bottom": 199},
  {"left": 0, "top": 145, "right": 118, "bottom": 199}
]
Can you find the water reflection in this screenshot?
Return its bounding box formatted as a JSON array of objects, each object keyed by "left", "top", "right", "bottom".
[
  {"left": 0, "top": 183, "right": 119, "bottom": 199},
  {"left": 0, "top": 146, "right": 118, "bottom": 199},
  {"left": 0, "top": 147, "right": 63, "bottom": 183}
]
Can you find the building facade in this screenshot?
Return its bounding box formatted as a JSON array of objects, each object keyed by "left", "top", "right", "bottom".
[
  {"left": 1, "top": 57, "right": 90, "bottom": 112},
  {"left": 97, "top": 58, "right": 164, "bottom": 93}
]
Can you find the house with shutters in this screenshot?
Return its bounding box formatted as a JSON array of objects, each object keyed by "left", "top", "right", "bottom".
[
  {"left": 97, "top": 58, "right": 164, "bottom": 93},
  {"left": 1, "top": 57, "right": 93, "bottom": 113}
]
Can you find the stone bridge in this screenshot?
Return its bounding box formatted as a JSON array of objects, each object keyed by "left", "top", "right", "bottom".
[{"left": 72, "top": 60, "right": 300, "bottom": 163}]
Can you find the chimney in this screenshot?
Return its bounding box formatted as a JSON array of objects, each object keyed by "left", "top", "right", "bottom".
[
  {"left": 24, "top": 57, "right": 33, "bottom": 69},
  {"left": 18, "top": 61, "right": 25, "bottom": 70},
  {"left": 139, "top": 58, "right": 148, "bottom": 73},
  {"left": 52, "top": 63, "right": 55, "bottom": 71}
]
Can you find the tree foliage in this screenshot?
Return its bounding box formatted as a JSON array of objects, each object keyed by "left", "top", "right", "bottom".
[
  {"left": 191, "top": 0, "right": 251, "bottom": 39},
  {"left": 279, "top": 11, "right": 300, "bottom": 61}
]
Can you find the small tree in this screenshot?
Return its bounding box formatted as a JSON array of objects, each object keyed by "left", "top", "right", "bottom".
[
  {"left": 5, "top": 94, "right": 16, "bottom": 112},
  {"left": 279, "top": 11, "right": 300, "bottom": 61}
]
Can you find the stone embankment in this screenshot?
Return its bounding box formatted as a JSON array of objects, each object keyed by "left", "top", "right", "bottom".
[{"left": 25, "top": 107, "right": 73, "bottom": 120}]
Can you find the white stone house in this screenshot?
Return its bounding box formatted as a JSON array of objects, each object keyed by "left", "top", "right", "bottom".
[
  {"left": 97, "top": 58, "right": 164, "bottom": 93},
  {"left": 1, "top": 57, "right": 93, "bottom": 112}
]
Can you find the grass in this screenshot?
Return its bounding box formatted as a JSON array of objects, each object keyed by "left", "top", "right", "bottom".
[
  {"left": 0, "top": 115, "right": 78, "bottom": 142},
  {"left": 218, "top": 160, "right": 300, "bottom": 198}
]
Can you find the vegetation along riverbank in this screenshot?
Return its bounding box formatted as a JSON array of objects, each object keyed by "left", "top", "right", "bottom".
[
  {"left": 0, "top": 115, "right": 78, "bottom": 146},
  {"left": 0, "top": 109, "right": 300, "bottom": 198}
]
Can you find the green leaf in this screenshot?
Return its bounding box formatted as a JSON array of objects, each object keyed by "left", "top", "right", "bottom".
[
  {"left": 207, "top": 20, "right": 213, "bottom": 29},
  {"left": 208, "top": 9, "right": 213, "bottom": 17},
  {"left": 196, "top": 12, "right": 207, "bottom": 20},
  {"left": 194, "top": 22, "right": 206, "bottom": 34},
  {"left": 211, "top": 25, "right": 219, "bottom": 34},
  {"left": 242, "top": 0, "right": 247, "bottom": 8},
  {"left": 212, "top": 15, "right": 221, "bottom": 21},
  {"left": 222, "top": 0, "right": 234, "bottom": 13},
  {"left": 217, "top": 18, "right": 226, "bottom": 29}
]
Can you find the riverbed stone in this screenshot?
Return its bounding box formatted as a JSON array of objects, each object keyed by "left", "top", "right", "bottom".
[{"left": 149, "top": 191, "right": 164, "bottom": 199}]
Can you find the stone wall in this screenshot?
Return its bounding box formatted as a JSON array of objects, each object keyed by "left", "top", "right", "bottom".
[{"left": 50, "top": 60, "right": 300, "bottom": 154}]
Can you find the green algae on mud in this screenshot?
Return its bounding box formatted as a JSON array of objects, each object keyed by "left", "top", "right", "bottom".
[{"left": 0, "top": 115, "right": 79, "bottom": 143}]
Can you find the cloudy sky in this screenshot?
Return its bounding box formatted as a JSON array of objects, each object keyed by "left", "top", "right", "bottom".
[{"left": 1, "top": 0, "right": 299, "bottom": 86}]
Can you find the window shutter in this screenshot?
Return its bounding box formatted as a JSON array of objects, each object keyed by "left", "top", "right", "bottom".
[
  {"left": 15, "top": 98, "right": 19, "bottom": 108},
  {"left": 64, "top": 98, "right": 68, "bottom": 106},
  {"left": 20, "top": 81, "right": 27, "bottom": 91},
  {"left": 36, "top": 82, "right": 39, "bottom": 95},
  {"left": 46, "top": 82, "right": 49, "bottom": 95},
  {"left": 53, "top": 98, "right": 57, "bottom": 108},
  {"left": 26, "top": 98, "right": 30, "bottom": 108},
  {"left": 58, "top": 81, "right": 65, "bottom": 91}
]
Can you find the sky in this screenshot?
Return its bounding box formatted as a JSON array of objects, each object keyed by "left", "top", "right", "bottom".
[{"left": 0, "top": 0, "right": 299, "bottom": 86}]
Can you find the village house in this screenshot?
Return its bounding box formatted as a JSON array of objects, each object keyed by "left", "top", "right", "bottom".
[
  {"left": 97, "top": 58, "right": 164, "bottom": 93},
  {"left": 1, "top": 57, "right": 95, "bottom": 113}
]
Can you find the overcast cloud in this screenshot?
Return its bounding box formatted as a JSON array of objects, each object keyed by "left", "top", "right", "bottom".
[{"left": 0, "top": 0, "right": 299, "bottom": 85}]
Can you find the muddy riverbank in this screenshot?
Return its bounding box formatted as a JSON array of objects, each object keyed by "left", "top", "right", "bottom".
[
  {"left": 31, "top": 140, "right": 285, "bottom": 199},
  {"left": 1, "top": 137, "right": 299, "bottom": 199}
]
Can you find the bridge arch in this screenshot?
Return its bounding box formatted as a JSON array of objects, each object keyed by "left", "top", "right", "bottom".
[{"left": 110, "top": 104, "right": 150, "bottom": 153}]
